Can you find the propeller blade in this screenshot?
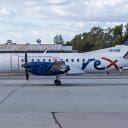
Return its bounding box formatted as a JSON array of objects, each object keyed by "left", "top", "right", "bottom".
[
  {"left": 25, "top": 69, "right": 29, "bottom": 80},
  {"left": 24, "top": 51, "right": 29, "bottom": 80},
  {"left": 25, "top": 51, "right": 28, "bottom": 64}
]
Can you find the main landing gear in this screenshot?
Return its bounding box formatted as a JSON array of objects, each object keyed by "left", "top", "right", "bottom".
[{"left": 54, "top": 75, "right": 61, "bottom": 86}]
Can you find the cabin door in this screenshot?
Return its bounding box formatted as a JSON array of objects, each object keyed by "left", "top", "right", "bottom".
[{"left": 11, "top": 55, "right": 19, "bottom": 71}]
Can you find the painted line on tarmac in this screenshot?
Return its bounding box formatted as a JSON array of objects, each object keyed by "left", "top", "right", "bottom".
[
  {"left": 0, "top": 83, "right": 27, "bottom": 105},
  {"left": 51, "top": 112, "right": 63, "bottom": 128}
]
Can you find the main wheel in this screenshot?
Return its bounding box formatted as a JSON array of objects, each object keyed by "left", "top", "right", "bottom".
[{"left": 54, "top": 79, "right": 61, "bottom": 86}]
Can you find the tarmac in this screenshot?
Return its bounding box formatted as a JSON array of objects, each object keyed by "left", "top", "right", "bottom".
[{"left": 0, "top": 73, "right": 128, "bottom": 128}]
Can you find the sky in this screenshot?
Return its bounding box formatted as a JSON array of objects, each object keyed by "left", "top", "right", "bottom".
[{"left": 0, "top": 0, "right": 128, "bottom": 44}]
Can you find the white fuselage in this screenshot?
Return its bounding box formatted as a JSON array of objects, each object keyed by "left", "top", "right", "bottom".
[{"left": 0, "top": 44, "right": 128, "bottom": 75}]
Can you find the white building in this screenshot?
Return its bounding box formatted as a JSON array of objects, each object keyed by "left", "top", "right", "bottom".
[{"left": 0, "top": 44, "right": 74, "bottom": 53}]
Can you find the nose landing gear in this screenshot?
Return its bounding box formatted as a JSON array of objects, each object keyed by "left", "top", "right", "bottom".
[
  {"left": 54, "top": 79, "right": 61, "bottom": 86},
  {"left": 54, "top": 75, "right": 61, "bottom": 86}
]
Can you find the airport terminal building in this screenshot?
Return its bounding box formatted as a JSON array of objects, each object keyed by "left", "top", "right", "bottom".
[{"left": 0, "top": 44, "right": 74, "bottom": 53}]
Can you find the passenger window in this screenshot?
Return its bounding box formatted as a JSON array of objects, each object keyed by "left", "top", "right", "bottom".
[
  {"left": 54, "top": 59, "right": 57, "bottom": 62},
  {"left": 77, "top": 58, "right": 79, "bottom": 62},
  {"left": 37, "top": 59, "right": 40, "bottom": 62},
  {"left": 43, "top": 59, "right": 45, "bottom": 62},
  {"left": 82, "top": 59, "right": 85, "bottom": 62},
  {"left": 71, "top": 59, "right": 74, "bottom": 62},
  {"left": 21, "top": 59, "right": 24, "bottom": 62},
  {"left": 49, "top": 59, "right": 51, "bottom": 62},
  {"left": 66, "top": 59, "right": 68, "bottom": 62}
]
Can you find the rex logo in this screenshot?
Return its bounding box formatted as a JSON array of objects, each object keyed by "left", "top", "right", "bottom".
[{"left": 82, "top": 57, "right": 119, "bottom": 70}]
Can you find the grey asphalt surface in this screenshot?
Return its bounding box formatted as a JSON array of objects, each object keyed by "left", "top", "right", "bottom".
[{"left": 0, "top": 73, "right": 128, "bottom": 128}]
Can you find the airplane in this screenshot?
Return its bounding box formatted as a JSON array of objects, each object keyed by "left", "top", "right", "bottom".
[{"left": 0, "top": 41, "right": 128, "bottom": 85}]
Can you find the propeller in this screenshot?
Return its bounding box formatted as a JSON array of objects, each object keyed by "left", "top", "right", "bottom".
[
  {"left": 25, "top": 51, "right": 29, "bottom": 80},
  {"left": 25, "top": 69, "right": 29, "bottom": 80},
  {"left": 22, "top": 51, "right": 29, "bottom": 80}
]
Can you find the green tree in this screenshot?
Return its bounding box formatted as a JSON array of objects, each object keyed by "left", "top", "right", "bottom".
[
  {"left": 71, "top": 34, "right": 83, "bottom": 52},
  {"left": 54, "top": 35, "right": 64, "bottom": 44},
  {"left": 70, "top": 26, "right": 113, "bottom": 52},
  {"left": 64, "top": 41, "right": 72, "bottom": 46},
  {"left": 124, "top": 23, "right": 128, "bottom": 42},
  {"left": 113, "top": 24, "right": 123, "bottom": 38},
  {"left": 68, "top": 23, "right": 128, "bottom": 52},
  {"left": 111, "top": 24, "right": 123, "bottom": 46}
]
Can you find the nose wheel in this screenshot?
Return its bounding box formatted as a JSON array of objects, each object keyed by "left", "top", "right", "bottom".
[
  {"left": 54, "top": 79, "right": 61, "bottom": 86},
  {"left": 54, "top": 75, "right": 62, "bottom": 86}
]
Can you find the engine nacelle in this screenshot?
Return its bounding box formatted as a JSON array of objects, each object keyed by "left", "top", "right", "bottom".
[{"left": 24, "top": 61, "right": 70, "bottom": 76}]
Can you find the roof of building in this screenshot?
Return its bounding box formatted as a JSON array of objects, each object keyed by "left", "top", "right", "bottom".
[{"left": 0, "top": 44, "right": 73, "bottom": 52}]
